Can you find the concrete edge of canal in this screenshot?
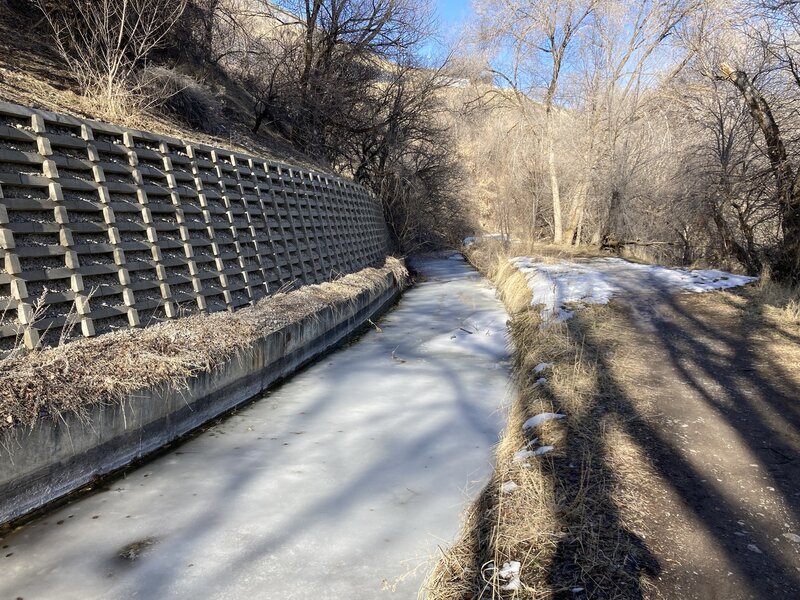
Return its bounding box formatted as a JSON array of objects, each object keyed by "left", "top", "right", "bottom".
[{"left": 0, "top": 266, "right": 406, "bottom": 527}]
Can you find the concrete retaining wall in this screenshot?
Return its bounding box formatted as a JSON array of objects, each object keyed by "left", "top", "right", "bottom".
[
  {"left": 0, "top": 100, "right": 389, "bottom": 352},
  {"left": 0, "top": 267, "right": 403, "bottom": 526}
]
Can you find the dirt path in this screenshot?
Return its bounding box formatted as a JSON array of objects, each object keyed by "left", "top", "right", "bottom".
[{"left": 602, "top": 291, "right": 800, "bottom": 599}]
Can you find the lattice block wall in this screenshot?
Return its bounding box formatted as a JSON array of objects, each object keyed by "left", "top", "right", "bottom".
[{"left": 0, "top": 101, "right": 389, "bottom": 351}]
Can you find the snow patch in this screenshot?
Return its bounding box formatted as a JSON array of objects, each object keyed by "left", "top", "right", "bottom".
[
  {"left": 513, "top": 446, "right": 554, "bottom": 462},
  {"left": 534, "top": 377, "right": 547, "bottom": 386},
  {"left": 783, "top": 533, "right": 800, "bottom": 543},
  {"left": 533, "top": 362, "right": 553, "bottom": 374},
  {"left": 747, "top": 544, "right": 762, "bottom": 554},
  {"left": 498, "top": 561, "right": 521, "bottom": 591},
  {"left": 523, "top": 412, "right": 565, "bottom": 430},
  {"left": 513, "top": 449, "right": 535, "bottom": 462},
  {"left": 510, "top": 256, "right": 757, "bottom": 322}
]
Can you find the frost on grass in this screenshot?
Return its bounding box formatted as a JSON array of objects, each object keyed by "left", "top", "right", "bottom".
[
  {"left": 522, "top": 412, "right": 565, "bottom": 430},
  {"left": 510, "top": 256, "right": 757, "bottom": 322}
]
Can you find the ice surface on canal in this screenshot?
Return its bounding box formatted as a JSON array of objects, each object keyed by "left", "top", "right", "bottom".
[
  {"left": 511, "top": 256, "right": 757, "bottom": 322},
  {"left": 0, "top": 254, "right": 511, "bottom": 600}
]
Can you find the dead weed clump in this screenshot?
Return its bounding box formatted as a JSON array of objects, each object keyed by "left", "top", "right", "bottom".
[
  {"left": 426, "top": 249, "right": 661, "bottom": 599},
  {"left": 0, "top": 257, "right": 407, "bottom": 432},
  {"left": 748, "top": 267, "right": 800, "bottom": 325}
]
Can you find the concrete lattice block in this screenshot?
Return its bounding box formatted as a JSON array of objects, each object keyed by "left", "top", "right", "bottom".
[
  {"left": 80, "top": 318, "right": 95, "bottom": 337},
  {"left": 127, "top": 308, "right": 140, "bottom": 327},
  {"left": 0, "top": 228, "right": 15, "bottom": 249}
]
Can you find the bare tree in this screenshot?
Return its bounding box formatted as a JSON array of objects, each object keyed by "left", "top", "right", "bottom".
[
  {"left": 475, "top": 0, "right": 597, "bottom": 243},
  {"left": 718, "top": 62, "right": 800, "bottom": 279},
  {"left": 264, "top": 0, "right": 431, "bottom": 159},
  {"left": 561, "top": 0, "right": 700, "bottom": 246},
  {"left": 35, "top": 0, "right": 188, "bottom": 117},
  {"left": 178, "top": 0, "right": 459, "bottom": 249}
]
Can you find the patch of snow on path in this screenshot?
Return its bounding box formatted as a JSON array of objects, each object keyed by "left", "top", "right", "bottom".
[{"left": 511, "top": 256, "right": 757, "bottom": 322}]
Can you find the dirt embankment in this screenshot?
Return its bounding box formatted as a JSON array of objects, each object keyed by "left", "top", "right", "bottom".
[
  {"left": 0, "top": 2, "right": 319, "bottom": 171},
  {"left": 425, "top": 244, "right": 800, "bottom": 600}
]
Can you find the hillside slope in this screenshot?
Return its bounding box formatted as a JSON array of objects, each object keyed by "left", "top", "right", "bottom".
[{"left": 0, "top": 1, "right": 321, "bottom": 171}]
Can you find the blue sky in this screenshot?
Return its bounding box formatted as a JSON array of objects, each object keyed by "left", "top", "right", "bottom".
[
  {"left": 434, "top": 0, "right": 473, "bottom": 28},
  {"left": 420, "top": 0, "right": 473, "bottom": 62}
]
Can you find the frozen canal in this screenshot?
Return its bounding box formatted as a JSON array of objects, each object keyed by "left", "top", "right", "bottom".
[{"left": 0, "top": 255, "right": 512, "bottom": 599}]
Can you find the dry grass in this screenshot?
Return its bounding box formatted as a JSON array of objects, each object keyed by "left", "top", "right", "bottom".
[
  {"left": 0, "top": 3, "right": 320, "bottom": 170},
  {"left": 748, "top": 267, "right": 800, "bottom": 325},
  {"left": 431, "top": 242, "right": 800, "bottom": 599},
  {"left": 0, "top": 257, "right": 407, "bottom": 432},
  {"left": 425, "top": 245, "right": 661, "bottom": 599},
  {"left": 468, "top": 239, "right": 607, "bottom": 263}
]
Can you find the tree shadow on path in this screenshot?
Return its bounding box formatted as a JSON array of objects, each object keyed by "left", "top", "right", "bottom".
[{"left": 545, "top": 289, "right": 800, "bottom": 599}]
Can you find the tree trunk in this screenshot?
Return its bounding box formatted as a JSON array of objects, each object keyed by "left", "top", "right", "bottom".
[
  {"left": 547, "top": 118, "right": 562, "bottom": 243},
  {"left": 720, "top": 64, "right": 800, "bottom": 281},
  {"left": 564, "top": 180, "right": 589, "bottom": 245},
  {"left": 253, "top": 109, "right": 265, "bottom": 134},
  {"left": 599, "top": 188, "right": 624, "bottom": 244}
]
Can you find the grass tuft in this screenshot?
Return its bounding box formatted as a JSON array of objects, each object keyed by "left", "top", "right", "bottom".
[{"left": 751, "top": 266, "right": 800, "bottom": 324}]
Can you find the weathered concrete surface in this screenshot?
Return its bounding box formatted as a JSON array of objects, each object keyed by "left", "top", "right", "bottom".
[
  {"left": 0, "top": 269, "right": 402, "bottom": 525},
  {"left": 0, "top": 255, "right": 512, "bottom": 599}
]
